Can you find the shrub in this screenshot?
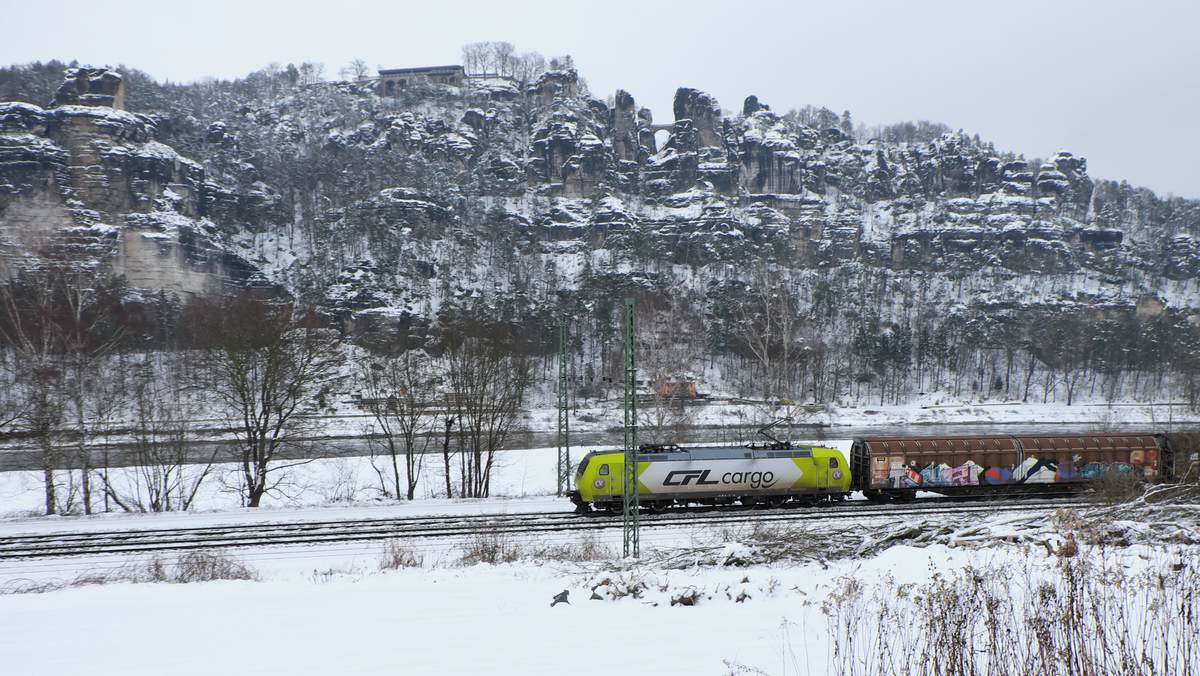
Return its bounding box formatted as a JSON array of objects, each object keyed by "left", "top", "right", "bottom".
[{"left": 379, "top": 540, "right": 423, "bottom": 570}]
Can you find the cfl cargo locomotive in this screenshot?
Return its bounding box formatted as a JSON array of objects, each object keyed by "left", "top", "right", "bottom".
[
  {"left": 568, "top": 432, "right": 1193, "bottom": 513},
  {"left": 571, "top": 443, "right": 852, "bottom": 513}
]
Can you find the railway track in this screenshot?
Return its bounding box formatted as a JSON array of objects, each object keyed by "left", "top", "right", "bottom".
[{"left": 0, "top": 495, "right": 1092, "bottom": 561}]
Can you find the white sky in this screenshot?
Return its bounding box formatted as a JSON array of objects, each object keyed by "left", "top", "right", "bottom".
[{"left": 5, "top": 0, "right": 1199, "bottom": 198}]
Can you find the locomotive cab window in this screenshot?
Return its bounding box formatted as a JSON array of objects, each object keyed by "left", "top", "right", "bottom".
[
  {"left": 829, "top": 457, "right": 839, "bottom": 468},
  {"left": 599, "top": 464, "right": 609, "bottom": 476}
]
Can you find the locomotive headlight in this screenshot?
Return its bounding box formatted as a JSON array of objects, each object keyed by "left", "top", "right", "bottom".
[{"left": 593, "top": 478, "right": 606, "bottom": 489}]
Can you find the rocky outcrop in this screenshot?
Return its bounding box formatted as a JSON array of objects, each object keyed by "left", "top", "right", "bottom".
[
  {"left": 51, "top": 66, "right": 126, "bottom": 110},
  {"left": 1, "top": 64, "right": 1197, "bottom": 354},
  {"left": 0, "top": 68, "right": 265, "bottom": 296}
]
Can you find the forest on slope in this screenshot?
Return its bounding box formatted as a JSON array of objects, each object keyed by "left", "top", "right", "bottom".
[{"left": 1, "top": 45, "right": 1199, "bottom": 414}]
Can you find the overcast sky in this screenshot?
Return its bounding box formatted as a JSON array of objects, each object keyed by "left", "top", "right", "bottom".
[{"left": 5, "top": 0, "right": 1199, "bottom": 198}]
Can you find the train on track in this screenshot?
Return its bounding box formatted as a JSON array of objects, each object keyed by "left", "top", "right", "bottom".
[{"left": 568, "top": 429, "right": 1197, "bottom": 513}]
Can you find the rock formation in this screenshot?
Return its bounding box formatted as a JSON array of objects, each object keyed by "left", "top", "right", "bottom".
[
  {"left": 0, "top": 67, "right": 265, "bottom": 297},
  {"left": 0, "top": 63, "right": 1196, "bottom": 373}
]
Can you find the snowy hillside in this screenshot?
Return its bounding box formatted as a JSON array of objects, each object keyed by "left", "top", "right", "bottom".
[{"left": 1, "top": 63, "right": 1199, "bottom": 406}]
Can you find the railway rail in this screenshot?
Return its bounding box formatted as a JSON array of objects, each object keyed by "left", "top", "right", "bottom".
[{"left": 0, "top": 494, "right": 1091, "bottom": 561}]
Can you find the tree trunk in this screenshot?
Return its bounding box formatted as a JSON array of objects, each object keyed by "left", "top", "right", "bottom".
[
  {"left": 43, "top": 466, "right": 56, "bottom": 516},
  {"left": 390, "top": 438, "right": 402, "bottom": 501}
]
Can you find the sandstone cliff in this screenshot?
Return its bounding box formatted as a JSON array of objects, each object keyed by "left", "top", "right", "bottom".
[{"left": 1, "top": 63, "right": 1198, "bottom": 400}]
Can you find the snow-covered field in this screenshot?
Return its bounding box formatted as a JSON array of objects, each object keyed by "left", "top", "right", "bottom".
[
  {"left": 0, "top": 442, "right": 622, "bottom": 521},
  {"left": 0, "top": 544, "right": 1015, "bottom": 674},
  {"left": 0, "top": 535, "right": 1193, "bottom": 675}
]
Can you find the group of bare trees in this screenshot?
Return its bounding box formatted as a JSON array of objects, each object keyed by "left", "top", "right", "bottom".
[
  {"left": 0, "top": 262, "right": 541, "bottom": 514},
  {"left": 358, "top": 351, "right": 435, "bottom": 501},
  {"left": 461, "top": 41, "right": 572, "bottom": 84},
  {"left": 0, "top": 269, "right": 352, "bottom": 514},
  {"left": 714, "top": 285, "right": 1200, "bottom": 409},
  {"left": 185, "top": 298, "right": 344, "bottom": 508},
  {"left": 358, "top": 335, "right": 531, "bottom": 500},
  {"left": 0, "top": 267, "right": 127, "bottom": 515}
]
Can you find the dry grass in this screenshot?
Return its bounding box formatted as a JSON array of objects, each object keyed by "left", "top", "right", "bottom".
[
  {"left": 379, "top": 539, "right": 424, "bottom": 570},
  {"left": 530, "top": 535, "right": 613, "bottom": 562},
  {"left": 1, "top": 550, "right": 257, "bottom": 595},
  {"left": 144, "top": 551, "right": 257, "bottom": 583},
  {"left": 457, "top": 531, "right": 614, "bottom": 566},
  {"left": 821, "top": 551, "right": 1200, "bottom": 676},
  {"left": 457, "top": 532, "right": 523, "bottom": 565}
]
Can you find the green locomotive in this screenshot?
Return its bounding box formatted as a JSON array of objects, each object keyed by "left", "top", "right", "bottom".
[{"left": 569, "top": 443, "right": 852, "bottom": 513}]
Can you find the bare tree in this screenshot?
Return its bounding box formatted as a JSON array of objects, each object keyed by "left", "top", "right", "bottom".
[
  {"left": 358, "top": 351, "right": 436, "bottom": 500},
  {"left": 56, "top": 271, "right": 124, "bottom": 514},
  {"left": 461, "top": 42, "right": 488, "bottom": 75},
  {"left": 445, "top": 336, "right": 530, "bottom": 498},
  {"left": 340, "top": 58, "right": 371, "bottom": 82},
  {"left": 297, "top": 62, "right": 325, "bottom": 86},
  {"left": 0, "top": 271, "right": 69, "bottom": 514},
  {"left": 512, "top": 51, "right": 546, "bottom": 86},
  {"left": 491, "top": 42, "right": 516, "bottom": 77},
  {"left": 733, "top": 266, "right": 804, "bottom": 400},
  {"left": 187, "top": 297, "right": 344, "bottom": 507},
  {"left": 634, "top": 294, "right": 702, "bottom": 445},
  {"left": 105, "top": 354, "right": 216, "bottom": 512},
  {"left": 439, "top": 412, "right": 455, "bottom": 498}
]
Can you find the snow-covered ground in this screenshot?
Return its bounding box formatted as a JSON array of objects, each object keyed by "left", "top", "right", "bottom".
[
  {"left": 0, "top": 544, "right": 977, "bottom": 674},
  {"left": 0, "top": 442, "right": 622, "bottom": 521},
  {"left": 0, "top": 537, "right": 1192, "bottom": 675},
  {"left": 2, "top": 433, "right": 1196, "bottom": 675}
]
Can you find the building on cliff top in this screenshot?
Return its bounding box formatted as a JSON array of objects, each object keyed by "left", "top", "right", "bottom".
[{"left": 377, "top": 65, "right": 465, "bottom": 95}]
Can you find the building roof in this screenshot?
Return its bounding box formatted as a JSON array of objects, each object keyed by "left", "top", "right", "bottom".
[{"left": 378, "top": 65, "right": 464, "bottom": 76}]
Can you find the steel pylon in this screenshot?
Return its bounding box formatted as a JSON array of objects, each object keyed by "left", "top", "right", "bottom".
[
  {"left": 556, "top": 320, "right": 571, "bottom": 496},
  {"left": 622, "top": 297, "right": 640, "bottom": 558}
]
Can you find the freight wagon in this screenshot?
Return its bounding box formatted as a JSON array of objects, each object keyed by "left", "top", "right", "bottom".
[{"left": 849, "top": 432, "right": 1181, "bottom": 501}]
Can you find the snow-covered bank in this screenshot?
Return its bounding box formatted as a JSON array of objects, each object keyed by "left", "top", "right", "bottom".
[
  {"left": 527, "top": 398, "right": 1200, "bottom": 435},
  {"left": 1, "top": 398, "right": 1193, "bottom": 458}
]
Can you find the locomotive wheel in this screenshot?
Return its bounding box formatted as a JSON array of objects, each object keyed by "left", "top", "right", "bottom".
[
  {"left": 605, "top": 502, "right": 621, "bottom": 514},
  {"left": 648, "top": 501, "right": 669, "bottom": 514},
  {"left": 740, "top": 496, "right": 760, "bottom": 508},
  {"left": 767, "top": 496, "right": 788, "bottom": 508}
]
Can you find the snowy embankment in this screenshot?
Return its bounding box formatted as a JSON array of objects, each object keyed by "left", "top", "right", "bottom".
[
  {"left": 525, "top": 398, "right": 1200, "bottom": 436},
  {"left": 0, "top": 513, "right": 1196, "bottom": 675}
]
